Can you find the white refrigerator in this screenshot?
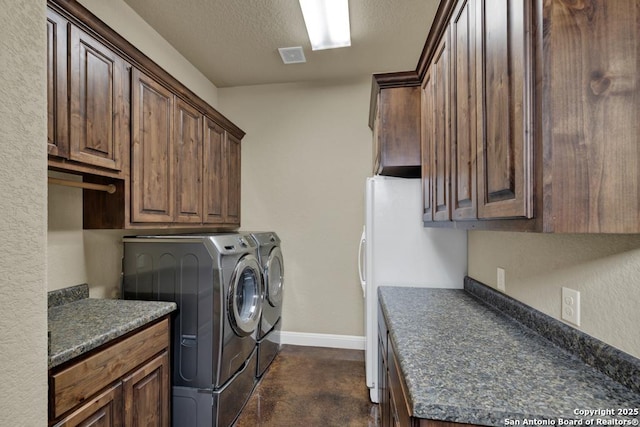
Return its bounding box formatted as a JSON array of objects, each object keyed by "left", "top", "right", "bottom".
[{"left": 357, "top": 176, "right": 467, "bottom": 403}]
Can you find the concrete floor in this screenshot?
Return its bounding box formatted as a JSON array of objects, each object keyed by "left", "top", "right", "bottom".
[{"left": 234, "top": 345, "right": 379, "bottom": 427}]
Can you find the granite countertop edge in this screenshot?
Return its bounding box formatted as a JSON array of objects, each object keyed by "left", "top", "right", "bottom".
[
  {"left": 378, "top": 286, "right": 640, "bottom": 427},
  {"left": 48, "top": 299, "right": 177, "bottom": 369}
]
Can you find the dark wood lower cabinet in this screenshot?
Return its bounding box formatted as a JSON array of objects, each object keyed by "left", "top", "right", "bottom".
[
  {"left": 54, "top": 383, "right": 123, "bottom": 427},
  {"left": 378, "top": 305, "right": 482, "bottom": 427},
  {"left": 49, "top": 319, "right": 171, "bottom": 427}
]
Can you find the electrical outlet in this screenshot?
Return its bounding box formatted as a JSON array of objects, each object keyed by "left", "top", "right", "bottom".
[
  {"left": 561, "top": 287, "right": 581, "bottom": 326},
  {"left": 497, "top": 268, "right": 506, "bottom": 292}
]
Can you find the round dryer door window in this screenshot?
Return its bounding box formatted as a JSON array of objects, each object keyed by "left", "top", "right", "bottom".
[
  {"left": 229, "top": 254, "right": 263, "bottom": 336},
  {"left": 265, "top": 246, "right": 284, "bottom": 307}
]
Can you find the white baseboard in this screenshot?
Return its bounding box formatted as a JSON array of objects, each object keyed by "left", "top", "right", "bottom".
[{"left": 280, "top": 331, "right": 365, "bottom": 350}]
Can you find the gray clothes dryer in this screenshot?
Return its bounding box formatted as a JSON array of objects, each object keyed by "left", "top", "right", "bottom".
[
  {"left": 250, "top": 231, "right": 284, "bottom": 377},
  {"left": 122, "top": 233, "right": 263, "bottom": 427}
]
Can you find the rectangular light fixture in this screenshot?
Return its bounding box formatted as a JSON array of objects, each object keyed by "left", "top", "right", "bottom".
[{"left": 299, "top": 0, "right": 351, "bottom": 51}]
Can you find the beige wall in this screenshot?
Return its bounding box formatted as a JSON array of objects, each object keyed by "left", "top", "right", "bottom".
[
  {"left": 0, "top": 0, "right": 48, "bottom": 424},
  {"left": 77, "top": 0, "right": 218, "bottom": 108},
  {"left": 468, "top": 231, "right": 640, "bottom": 359},
  {"left": 219, "top": 79, "right": 373, "bottom": 336}
]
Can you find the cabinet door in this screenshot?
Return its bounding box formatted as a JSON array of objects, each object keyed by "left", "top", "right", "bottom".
[
  {"left": 69, "top": 26, "right": 126, "bottom": 171},
  {"left": 432, "top": 36, "right": 451, "bottom": 222},
  {"left": 376, "top": 86, "right": 422, "bottom": 177},
  {"left": 53, "top": 383, "right": 123, "bottom": 427},
  {"left": 122, "top": 352, "right": 170, "bottom": 427},
  {"left": 47, "top": 9, "right": 69, "bottom": 159},
  {"left": 477, "top": 0, "right": 532, "bottom": 219},
  {"left": 421, "top": 69, "right": 435, "bottom": 223},
  {"left": 174, "top": 98, "right": 203, "bottom": 223},
  {"left": 131, "top": 69, "right": 175, "bottom": 223},
  {"left": 450, "top": 0, "right": 478, "bottom": 221},
  {"left": 203, "top": 117, "right": 225, "bottom": 224},
  {"left": 225, "top": 134, "right": 241, "bottom": 225},
  {"left": 545, "top": 0, "right": 640, "bottom": 233}
]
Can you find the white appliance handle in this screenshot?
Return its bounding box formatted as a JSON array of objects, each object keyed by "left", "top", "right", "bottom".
[{"left": 358, "top": 226, "right": 366, "bottom": 297}]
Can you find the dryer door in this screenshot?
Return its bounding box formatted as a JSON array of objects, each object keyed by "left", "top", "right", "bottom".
[
  {"left": 228, "top": 254, "right": 263, "bottom": 336},
  {"left": 265, "top": 246, "right": 284, "bottom": 307}
]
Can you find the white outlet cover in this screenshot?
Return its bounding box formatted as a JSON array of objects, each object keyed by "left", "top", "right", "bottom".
[{"left": 561, "top": 287, "right": 581, "bottom": 326}]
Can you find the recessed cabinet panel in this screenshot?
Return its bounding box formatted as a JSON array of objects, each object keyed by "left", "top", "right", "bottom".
[
  {"left": 174, "top": 99, "right": 203, "bottom": 223},
  {"left": 477, "top": 0, "right": 532, "bottom": 219},
  {"left": 53, "top": 383, "right": 123, "bottom": 427},
  {"left": 450, "top": 0, "right": 478, "bottom": 221},
  {"left": 122, "top": 352, "right": 170, "bottom": 427},
  {"left": 47, "top": 9, "right": 69, "bottom": 159},
  {"left": 131, "top": 70, "right": 175, "bottom": 223},
  {"left": 69, "top": 26, "right": 125, "bottom": 171},
  {"left": 226, "top": 134, "right": 242, "bottom": 225},
  {"left": 432, "top": 36, "right": 451, "bottom": 222},
  {"left": 203, "top": 118, "right": 225, "bottom": 224},
  {"left": 421, "top": 70, "right": 435, "bottom": 223}
]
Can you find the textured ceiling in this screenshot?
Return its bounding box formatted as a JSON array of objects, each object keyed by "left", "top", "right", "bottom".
[{"left": 122, "top": 0, "right": 441, "bottom": 88}]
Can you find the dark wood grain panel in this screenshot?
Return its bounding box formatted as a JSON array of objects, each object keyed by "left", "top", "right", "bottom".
[
  {"left": 477, "top": 0, "right": 533, "bottom": 219},
  {"left": 69, "top": 26, "right": 125, "bottom": 171},
  {"left": 122, "top": 352, "right": 170, "bottom": 427},
  {"left": 131, "top": 69, "right": 174, "bottom": 223},
  {"left": 51, "top": 319, "right": 169, "bottom": 419},
  {"left": 450, "top": 0, "right": 478, "bottom": 220},
  {"left": 203, "top": 117, "right": 225, "bottom": 224},
  {"left": 432, "top": 36, "right": 451, "bottom": 222},
  {"left": 174, "top": 98, "right": 203, "bottom": 223},
  {"left": 47, "top": 9, "right": 69, "bottom": 159},
  {"left": 53, "top": 383, "right": 123, "bottom": 427},
  {"left": 226, "top": 134, "right": 242, "bottom": 226},
  {"left": 421, "top": 69, "right": 435, "bottom": 222},
  {"left": 545, "top": 0, "right": 640, "bottom": 233},
  {"left": 376, "top": 86, "right": 422, "bottom": 177}
]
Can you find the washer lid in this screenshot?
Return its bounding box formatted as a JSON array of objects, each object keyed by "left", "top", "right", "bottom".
[
  {"left": 228, "top": 254, "right": 263, "bottom": 336},
  {"left": 265, "top": 246, "right": 284, "bottom": 307}
]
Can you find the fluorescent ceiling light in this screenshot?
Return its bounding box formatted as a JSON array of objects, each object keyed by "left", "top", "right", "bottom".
[{"left": 299, "top": 0, "right": 351, "bottom": 51}]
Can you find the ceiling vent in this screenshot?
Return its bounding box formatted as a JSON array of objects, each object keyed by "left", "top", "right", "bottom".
[{"left": 278, "top": 47, "right": 306, "bottom": 64}]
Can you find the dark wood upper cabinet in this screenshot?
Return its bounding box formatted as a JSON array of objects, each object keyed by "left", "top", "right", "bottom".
[
  {"left": 476, "top": 0, "right": 532, "bottom": 220},
  {"left": 202, "top": 118, "right": 241, "bottom": 227},
  {"left": 370, "top": 73, "right": 421, "bottom": 178},
  {"left": 69, "top": 25, "right": 128, "bottom": 172},
  {"left": 47, "top": 7, "right": 129, "bottom": 177},
  {"left": 130, "top": 69, "right": 175, "bottom": 224},
  {"left": 431, "top": 36, "right": 451, "bottom": 222},
  {"left": 49, "top": 0, "right": 245, "bottom": 230},
  {"left": 174, "top": 98, "right": 203, "bottom": 224},
  {"left": 203, "top": 117, "right": 226, "bottom": 224},
  {"left": 47, "top": 8, "right": 69, "bottom": 159},
  {"left": 450, "top": 0, "right": 478, "bottom": 221},
  {"left": 543, "top": 0, "right": 640, "bottom": 233},
  {"left": 408, "top": 0, "right": 638, "bottom": 233},
  {"left": 421, "top": 69, "right": 435, "bottom": 223},
  {"left": 225, "top": 134, "right": 242, "bottom": 226}
]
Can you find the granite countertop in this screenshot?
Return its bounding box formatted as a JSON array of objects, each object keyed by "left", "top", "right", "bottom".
[
  {"left": 378, "top": 286, "right": 640, "bottom": 426},
  {"left": 48, "top": 298, "right": 176, "bottom": 369}
]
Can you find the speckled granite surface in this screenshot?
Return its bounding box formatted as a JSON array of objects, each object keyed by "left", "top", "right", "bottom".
[
  {"left": 48, "top": 298, "right": 176, "bottom": 369},
  {"left": 378, "top": 286, "right": 640, "bottom": 426},
  {"left": 464, "top": 277, "right": 640, "bottom": 394},
  {"left": 48, "top": 283, "right": 89, "bottom": 308}
]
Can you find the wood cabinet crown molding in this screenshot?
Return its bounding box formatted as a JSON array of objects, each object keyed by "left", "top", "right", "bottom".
[
  {"left": 47, "top": 0, "right": 244, "bottom": 140},
  {"left": 387, "top": 0, "right": 640, "bottom": 233},
  {"left": 48, "top": 0, "right": 243, "bottom": 229}
]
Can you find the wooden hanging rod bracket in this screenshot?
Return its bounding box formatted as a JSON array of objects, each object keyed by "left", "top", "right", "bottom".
[{"left": 48, "top": 177, "right": 117, "bottom": 194}]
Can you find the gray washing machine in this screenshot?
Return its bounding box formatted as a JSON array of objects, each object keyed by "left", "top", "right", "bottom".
[
  {"left": 250, "top": 232, "right": 284, "bottom": 378},
  {"left": 122, "top": 233, "right": 263, "bottom": 427}
]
